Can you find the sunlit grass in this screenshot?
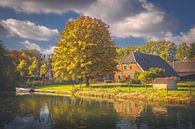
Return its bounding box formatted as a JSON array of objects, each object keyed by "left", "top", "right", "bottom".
[{"left": 36, "top": 81, "right": 195, "bottom": 97}]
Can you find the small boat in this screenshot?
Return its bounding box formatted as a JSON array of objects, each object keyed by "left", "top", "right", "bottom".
[{"left": 16, "top": 87, "right": 34, "bottom": 92}]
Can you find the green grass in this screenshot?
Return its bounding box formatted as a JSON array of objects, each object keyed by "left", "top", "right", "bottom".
[
  {"left": 36, "top": 84, "right": 80, "bottom": 92},
  {"left": 34, "top": 81, "right": 195, "bottom": 104},
  {"left": 36, "top": 81, "right": 195, "bottom": 96}
]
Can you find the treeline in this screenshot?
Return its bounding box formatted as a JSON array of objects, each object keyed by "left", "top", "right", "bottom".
[
  {"left": 0, "top": 41, "right": 53, "bottom": 91},
  {"left": 117, "top": 40, "right": 195, "bottom": 62},
  {"left": 1, "top": 39, "right": 195, "bottom": 91},
  {"left": 8, "top": 49, "right": 52, "bottom": 81}
]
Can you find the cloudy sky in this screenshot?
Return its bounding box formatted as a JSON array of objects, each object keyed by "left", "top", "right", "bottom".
[{"left": 0, "top": 0, "right": 195, "bottom": 54}]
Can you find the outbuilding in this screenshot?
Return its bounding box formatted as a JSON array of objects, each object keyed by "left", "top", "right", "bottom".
[{"left": 153, "top": 77, "right": 177, "bottom": 90}]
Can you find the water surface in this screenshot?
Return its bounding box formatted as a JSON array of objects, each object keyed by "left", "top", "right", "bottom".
[{"left": 0, "top": 93, "right": 195, "bottom": 129}]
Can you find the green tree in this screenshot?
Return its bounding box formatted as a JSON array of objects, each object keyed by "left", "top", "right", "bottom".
[
  {"left": 116, "top": 46, "right": 142, "bottom": 63},
  {"left": 16, "top": 59, "right": 28, "bottom": 78},
  {"left": 133, "top": 71, "right": 141, "bottom": 81},
  {"left": 0, "top": 41, "right": 16, "bottom": 91},
  {"left": 144, "top": 40, "right": 176, "bottom": 61},
  {"left": 52, "top": 16, "right": 117, "bottom": 87},
  {"left": 138, "top": 71, "right": 151, "bottom": 88},
  {"left": 176, "top": 43, "right": 191, "bottom": 61},
  {"left": 28, "top": 59, "right": 38, "bottom": 77},
  {"left": 40, "top": 63, "right": 47, "bottom": 79},
  {"left": 138, "top": 68, "right": 165, "bottom": 87},
  {"left": 190, "top": 42, "right": 195, "bottom": 58},
  {"left": 148, "top": 68, "right": 165, "bottom": 81}
]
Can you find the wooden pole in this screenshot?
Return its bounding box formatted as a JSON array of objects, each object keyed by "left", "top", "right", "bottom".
[
  {"left": 189, "top": 84, "right": 192, "bottom": 96},
  {"left": 80, "top": 79, "right": 82, "bottom": 88}
]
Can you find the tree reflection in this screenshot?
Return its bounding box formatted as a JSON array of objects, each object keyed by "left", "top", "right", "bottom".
[{"left": 0, "top": 93, "right": 195, "bottom": 129}]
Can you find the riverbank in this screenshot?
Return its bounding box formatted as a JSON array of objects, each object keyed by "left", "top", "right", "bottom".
[
  {"left": 16, "top": 81, "right": 195, "bottom": 105},
  {"left": 74, "top": 88, "right": 194, "bottom": 105}
]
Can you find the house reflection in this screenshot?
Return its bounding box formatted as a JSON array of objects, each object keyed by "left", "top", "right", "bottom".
[
  {"left": 114, "top": 101, "right": 144, "bottom": 117},
  {"left": 152, "top": 106, "right": 168, "bottom": 115}
]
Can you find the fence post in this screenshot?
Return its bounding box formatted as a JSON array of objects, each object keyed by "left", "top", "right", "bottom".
[{"left": 189, "top": 84, "right": 192, "bottom": 96}]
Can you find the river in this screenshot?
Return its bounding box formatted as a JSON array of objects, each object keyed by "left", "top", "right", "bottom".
[{"left": 0, "top": 93, "right": 195, "bottom": 129}]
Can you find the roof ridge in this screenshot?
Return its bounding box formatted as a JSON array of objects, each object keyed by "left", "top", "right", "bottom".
[
  {"left": 133, "top": 52, "right": 160, "bottom": 57},
  {"left": 132, "top": 52, "right": 144, "bottom": 71}
]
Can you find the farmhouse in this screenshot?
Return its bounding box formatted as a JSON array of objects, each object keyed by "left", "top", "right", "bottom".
[
  {"left": 114, "top": 52, "right": 177, "bottom": 81},
  {"left": 153, "top": 77, "right": 177, "bottom": 90},
  {"left": 168, "top": 61, "right": 195, "bottom": 80}
]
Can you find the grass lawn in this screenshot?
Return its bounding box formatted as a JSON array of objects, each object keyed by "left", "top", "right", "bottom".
[
  {"left": 36, "top": 81, "right": 195, "bottom": 97},
  {"left": 33, "top": 81, "right": 195, "bottom": 104}
]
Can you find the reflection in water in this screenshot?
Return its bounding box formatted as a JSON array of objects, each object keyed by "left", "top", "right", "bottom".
[{"left": 0, "top": 93, "right": 195, "bottom": 129}]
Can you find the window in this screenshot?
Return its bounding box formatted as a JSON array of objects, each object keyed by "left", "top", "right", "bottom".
[{"left": 124, "top": 64, "right": 132, "bottom": 70}]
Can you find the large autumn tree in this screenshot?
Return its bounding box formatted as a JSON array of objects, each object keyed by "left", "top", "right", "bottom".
[{"left": 52, "top": 16, "right": 117, "bottom": 87}]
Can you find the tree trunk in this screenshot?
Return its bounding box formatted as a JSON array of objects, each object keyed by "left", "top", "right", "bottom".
[
  {"left": 86, "top": 77, "right": 90, "bottom": 87},
  {"left": 80, "top": 79, "right": 82, "bottom": 88}
]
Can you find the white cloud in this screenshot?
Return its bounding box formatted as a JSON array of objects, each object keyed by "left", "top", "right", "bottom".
[
  {"left": 68, "top": 18, "right": 75, "bottom": 22},
  {"left": 164, "top": 27, "right": 195, "bottom": 44},
  {"left": 21, "top": 40, "right": 41, "bottom": 51},
  {"left": 42, "top": 46, "right": 56, "bottom": 55},
  {"left": 0, "top": 19, "right": 59, "bottom": 41},
  {"left": 0, "top": 0, "right": 176, "bottom": 40},
  {"left": 0, "top": 0, "right": 96, "bottom": 14},
  {"left": 2, "top": 0, "right": 194, "bottom": 45},
  {"left": 21, "top": 40, "right": 55, "bottom": 55}
]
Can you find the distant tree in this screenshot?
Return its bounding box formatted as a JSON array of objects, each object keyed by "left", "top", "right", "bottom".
[
  {"left": 16, "top": 60, "right": 28, "bottom": 78},
  {"left": 160, "top": 42, "right": 176, "bottom": 61},
  {"left": 52, "top": 16, "right": 117, "bottom": 87},
  {"left": 116, "top": 46, "right": 142, "bottom": 62},
  {"left": 21, "top": 49, "right": 42, "bottom": 62},
  {"left": 144, "top": 40, "right": 176, "bottom": 61},
  {"left": 190, "top": 42, "right": 195, "bottom": 58},
  {"left": 28, "top": 59, "right": 38, "bottom": 77},
  {"left": 40, "top": 63, "right": 48, "bottom": 79},
  {"left": 144, "top": 40, "right": 160, "bottom": 55},
  {"left": 176, "top": 43, "right": 191, "bottom": 61},
  {"left": 0, "top": 41, "right": 16, "bottom": 91}
]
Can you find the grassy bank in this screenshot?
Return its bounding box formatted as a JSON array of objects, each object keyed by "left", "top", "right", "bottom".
[{"left": 33, "top": 81, "right": 195, "bottom": 104}]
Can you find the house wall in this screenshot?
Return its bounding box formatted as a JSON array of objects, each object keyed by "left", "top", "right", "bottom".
[
  {"left": 153, "top": 81, "right": 177, "bottom": 90},
  {"left": 114, "top": 63, "right": 142, "bottom": 81},
  {"left": 153, "top": 84, "right": 168, "bottom": 90},
  {"left": 168, "top": 80, "right": 177, "bottom": 90}
]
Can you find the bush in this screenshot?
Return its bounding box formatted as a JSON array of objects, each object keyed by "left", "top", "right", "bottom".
[
  {"left": 104, "top": 80, "right": 112, "bottom": 83},
  {"left": 116, "top": 79, "right": 126, "bottom": 83}
]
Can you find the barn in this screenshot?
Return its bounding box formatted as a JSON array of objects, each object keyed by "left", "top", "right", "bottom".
[
  {"left": 153, "top": 77, "right": 177, "bottom": 90},
  {"left": 168, "top": 61, "right": 195, "bottom": 81}
]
